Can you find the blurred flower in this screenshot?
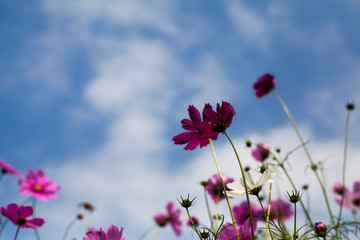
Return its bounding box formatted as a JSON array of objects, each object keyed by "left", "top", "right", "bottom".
[
  {"left": 1, "top": 203, "right": 45, "bottom": 229},
  {"left": 227, "top": 169, "right": 276, "bottom": 197},
  {"left": 251, "top": 143, "right": 270, "bottom": 163},
  {"left": 266, "top": 199, "right": 293, "bottom": 221},
  {"left": 186, "top": 216, "right": 199, "bottom": 227},
  {"left": 80, "top": 202, "right": 95, "bottom": 212},
  {"left": 253, "top": 73, "right": 277, "bottom": 98},
  {"left": 233, "top": 201, "right": 264, "bottom": 225},
  {"left": 334, "top": 181, "right": 360, "bottom": 210},
  {"left": 0, "top": 158, "right": 22, "bottom": 176},
  {"left": 154, "top": 202, "right": 182, "bottom": 236},
  {"left": 206, "top": 173, "right": 234, "bottom": 203},
  {"left": 83, "top": 225, "right": 125, "bottom": 240},
  {"left": 172, "top": 105, "right": 217, "bottom": 150},
  {"left": 203, "top": 101, "right": 236, "bottom": 133},
  {"left": 18, "top": 169, "right": 60, "bottom": 202},
  {"left": 218, "top": 222, "right": 253, "bottom": 240},
  {"left": 314, "top": 222, "right": 327, "bottom": 237}
]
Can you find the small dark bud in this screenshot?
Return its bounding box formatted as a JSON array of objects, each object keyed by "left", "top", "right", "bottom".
[
  {"left": 302, "top": 184, "right": 309, "bottom": 190},
  {"left": 178, "top": 195, "right": 196, "bottom": 209},
  {"left": 200, "top": 230, "right": 210, "bottom": 239},
  {"left": 275, "top": 148, "right": 281, "bottom": 153},
  {"left": 346, "top": 102, "right": 355, "bottom": 111},
  {"left": 245, "top": 140, "right": 252, "bottom": 147},
  {"left": 287, "top": 190, "right": 302, "bottom": 203},
  {"left": 80, "top": 202, "right": 95, "bottom": 212},
  {"left": 260, "top": 165, "right": 268, "bottom": 174},
  {"left": 311, "top": 164, "right": 318, "bottom": 171},
  {"left": 244, "top": 166, "right": 251, "bottom": 172},
  {"left": 200, "top": 181, "right": 209, "bottom": 187},
  {"left": 213, "top": 214, "right": 221, "bottom": 220},
  {"left": 314, "top": 222, "right": 327, "bottom": 237},
  {"left": 77, "top": 213, "right": 83, "bottom": 220}
]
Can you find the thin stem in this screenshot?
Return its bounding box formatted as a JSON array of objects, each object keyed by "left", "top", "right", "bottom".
[
  {"left": 62, "top": 217, "right": 77, "bottom": 240},
  {"left": 186, "top": 208, "right": 201, "bottom": 238},
  {"left": 14, "top": 226, "right": 21, "bottom": 240},
  {"left": 138, "top": 224, "right": 156, "bottom": 240},
  {"left": 256, "top": 195, "right": 273, "bottom": 240},
  {"left": 224, "top": 132, "right": 255, "bottom": 239},
  {"left": 337, "top": 110, "right": 352, "bottom": 228},
  {"left": 209, "top": 139, "right": 240, "bottom": 240},
  {"left": 272, "top": 91, "right": 335, "bottom": 227},
  {"left": 293, "top": 203, "right": 297, "bottom": 240},
  {"left": 203, "top": 187, "right": 215, "bottom": 231},
  {"left": 265, "top": 183, "right": 273, "bottom": 240}
]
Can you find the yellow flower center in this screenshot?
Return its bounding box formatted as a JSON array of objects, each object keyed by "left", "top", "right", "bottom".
[{"left": 33, "top": 184, "right": 42, "bottom": 192}]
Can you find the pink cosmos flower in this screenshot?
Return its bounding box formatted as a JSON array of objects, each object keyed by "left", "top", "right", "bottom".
[
  {"left": 172, "top": 105, "right": 218, "bottom": 150},
  {"left": 18, "top": 169, "right": 60, "bottom": 202},
  {"left": 154, "top": 202, "right": 182, "bottom": 236},
  {"left": 186, "top": 216, "right": 199, "bottom": 227},
  {"left": 218, "top": 221, "right": 254, "bottom": 240},
  {"left": 1, "top": 203, "right": 45, "bottom": 229},
  {"left": 233, "top": 201, "right": 264, "bottom": 225},
  {"left": 83, "top": 225, "right": 125, "bottom": 240},
  {"left": 205, "top": 174, "right": 234, "bottom": 203},
  {"left": 253, "top": 73, "right": 277, "bottom": 98},
  {"left": 251, "top": 143, "right": 270, "bottom": 163},
  {"left": 0, "top": 159, "right": 22, "bottom": 176},
  {"left": 265, "top": 199, "right": 293, "bottom": 222},
  {"left": 334, "top": 181, "right": 360, "bottom": 210},
  {"left": 203, "top": 101, "right": 236, "bottom": 133}
]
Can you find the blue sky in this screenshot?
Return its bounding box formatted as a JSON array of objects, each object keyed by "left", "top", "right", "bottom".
[{"left": 1, "top": 0, "right": 360, "bottom": 239}]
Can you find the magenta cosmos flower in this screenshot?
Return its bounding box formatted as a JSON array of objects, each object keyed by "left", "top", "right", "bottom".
[
  {"left": 203, "top": 101, "right": 236, "bottom": 133},
  {"left": 83, "top": 225, "right": 125, "bottom": 240},
  {"left": 218, "top": 221, "right": 254, "bottom": 240},
  {"left": 1, "top": 203, "right": 45, "bottom": 229},
  {"left": 0, "top": 159, "right": 22, "bottom": 176},
  {"left": 251, "top": 142, "right": 271, "bottom": 163},
  {"left": 18, "top": 169, "right": 60, "bottom": 201},
  {"left": 233, "top": 201, "right": 264, "bottom": 225},
  {"left": 205, "top": 173, "right": 234, "bottom": 203},
  {"left": 154, "top": 201, "right": 182, "bottom": 236},
  {"left": 334, "top": 181, "right": 360, "bottom": 210},
  {"left": 265, "top": 199, "right": 293, "bottom": 222},
  {"left": 172, "top": 105, "right": 218, "bottom": 150},
  {"left": 186, "top": 216, "right": 199, "bottom": 227},
  {"left": 253, "top": 73, "right": 277, "bottom": 98}
]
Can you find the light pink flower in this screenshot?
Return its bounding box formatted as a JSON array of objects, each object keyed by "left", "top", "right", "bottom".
[
  {"left": 83, "top": 225, "right": 125, "bottom": 240},
  {"left": 251, "top": 143, "right": 270, "bottom": 163},
  {"left": 18, "top": 169, "right": 60, "bottom": 201},
  {"left": 265, "top": 199, "right": 293, "bottom": 221},
  {"left": 253, "top": 73, "right": 277, "bottom": 98},
  {"left": 1, "top": 203, "right": 45, "bottom": 229},
  {"left": 154, "top": 202, "right": 182, "bottom": 236},
  {"left": 334, "top": 181, "right": 360, "bottom": 210},
  {"left": 186, "top": 216, "right": 199, "bottom": 227},
  {"left": 0, "top": 159, "right": 22, "bottom": 176}
]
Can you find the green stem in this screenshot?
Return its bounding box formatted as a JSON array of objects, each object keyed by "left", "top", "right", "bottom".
[
  {"left": 293, "top": 203, "right": 297, "bottom": 240},
  {"left": 186, "top": 208, "right": 201, "bottom": 238},
  {"left": 272, "top": 91, "right": 335, "bottom": 227},
  {"left": 62, "top": 217, "right": 77, "bottom": 240},
  {"left": 256, "top": 194, "right": 273, "bottom": 240},
  {"left": 265, "top": 183, "right": 273, "bottom": 240},
  {"left": 138, "top": 224, "right": 156, "bottom": 240},
  {"left": 337, "top": 110, "right": 352, "bottom": 229},
  {"left": 203, "top": 187, "right": 215, "bottom": 231},
  {"left": 209, "top": 139, "right": 240, "bottom": 240},
  {"left": 224, "top": 132, "right": 255, "bottom": 240},
  {"left": 14, "top": 226, "right": 21, "bottom": 240}
]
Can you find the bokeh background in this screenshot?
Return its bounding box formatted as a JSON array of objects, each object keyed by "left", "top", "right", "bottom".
[{"left": 1, "top": 0, "right": 360, "bottom": 239}]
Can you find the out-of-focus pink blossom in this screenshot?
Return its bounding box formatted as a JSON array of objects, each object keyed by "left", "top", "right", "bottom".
[
  {"left": 334, "top": 181, "right": 360, "bottom": 210},
  {"left": 83, "top": 225, "right": 125, "bottom": 240},
  {"left": 233, "top": 201, "right": 264, "bottom": 225},
  {"left": 1, "top": 203, "right": 45, "bottom": 229},
  {"left": 154, "top": 202, "right": 182, "bottom": 236},
  {"left": 251, "top": 143, "right": 270, "bottom": 163},
  {"left": 218, "top": 222, "right": 254, "bottom": 240},
  {"left": 0, "top": 159, "right": 22, "bottom": 176},
  {"left": 18, "top": 169, "right": 60, "bottom": 201},
  {"left": 205, "top": 174, "right": 234, "bottom": 203},
  {"left": 266, "top": 199, "right": 293, "bottom": 222},
  {"left": 186, "top": 216, "right": 199, "bottom": 227},
  {"left": 253, "top": 73, "right": 277, "bottom": 98}
]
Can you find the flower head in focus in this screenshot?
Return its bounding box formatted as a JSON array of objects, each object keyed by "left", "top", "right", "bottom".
[
  {"left": 227, "top": 169, "right": 276, "bottom": 197},
  {"left": 254, "top": 73, "right": 276, "bottom": 98},
  {"left": 314, "top": 222, "right": 327, "bottom": 238},
  {"left": 18, "top": 169, "right": 60, "bottom": 201},
  {"left": 83, "top": 225, "right": 125, "bottom": 240},
  {"left": 1, "top": 203, "right": 45, "bottom": 229},
  {"left": 172, "top": 105, "right": 218, "bottom": 150},
  {"left": 154, "top": 201, "right": 182, "bottom": 236},
  {"left": 0, "top": 159, "right": 22, "bottom": 176},
  {"left": 203, "top": 101, "right": 236, "bottom": 133},
  {"left": 206, "top": 173, "right": 234, "bottom": 203},
  {"left": 251, "top": 143, "right": 271, "bottom": 163},
  {"left": 266, "top": 199, "right": 293, "bottom": 222}
]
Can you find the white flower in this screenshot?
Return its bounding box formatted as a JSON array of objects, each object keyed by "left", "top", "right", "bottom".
[{"left": 226, "top": 169, "right": 276, "bottom": 197}]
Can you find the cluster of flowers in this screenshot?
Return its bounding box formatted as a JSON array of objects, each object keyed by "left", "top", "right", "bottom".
[
  {"left": 0, "top": 159, "right": 126, "bottom": 240},
  {"left": 167, "top": 73, "right": 358, "bottom": 239}
]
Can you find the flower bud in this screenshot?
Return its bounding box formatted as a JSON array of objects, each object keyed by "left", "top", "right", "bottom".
[{"left": 314, "top": 222, "right": 327, "bottom": 237}]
